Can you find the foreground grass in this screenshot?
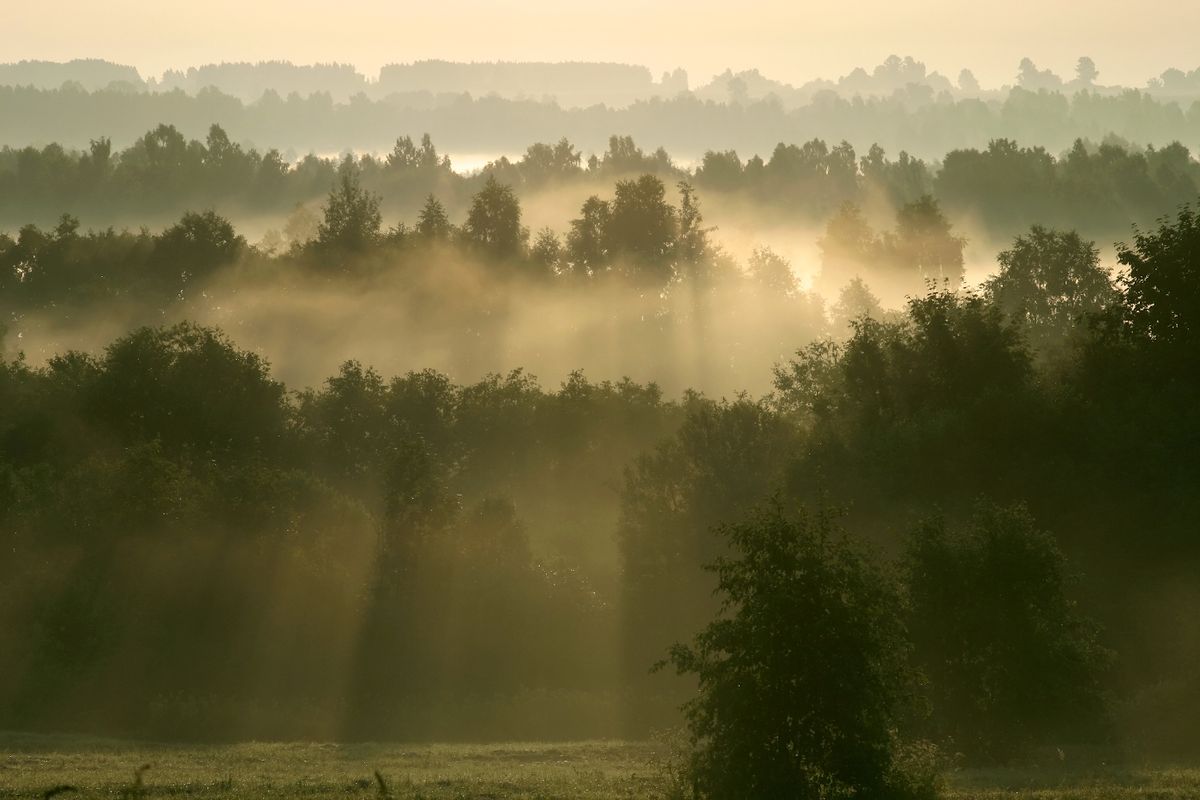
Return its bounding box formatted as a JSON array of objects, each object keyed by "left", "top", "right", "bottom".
[{"left": 1, "top": 733, "right": 1198, "bottom": 799}]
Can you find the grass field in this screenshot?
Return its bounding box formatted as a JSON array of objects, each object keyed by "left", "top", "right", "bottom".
[{"left": 1, "top": 734, "right": 1198, "bottom": 799}]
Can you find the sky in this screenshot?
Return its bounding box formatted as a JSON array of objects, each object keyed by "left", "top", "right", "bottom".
[{"left": 7, "top": 0, "right": 1200, "bottom": 89}]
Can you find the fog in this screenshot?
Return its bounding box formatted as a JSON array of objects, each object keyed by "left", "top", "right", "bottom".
[
  {"left": 10, "top": 238, "right": 827, "bottom": 399},
  {"left": 2, "top": 174, "right": 1102, "bottom": 396},
  {"left": 3, "top": 43, "right": 1200, "bottom": 788}
]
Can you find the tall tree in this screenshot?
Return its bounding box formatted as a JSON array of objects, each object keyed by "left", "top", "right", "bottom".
[
  {"left": 986, "top": 225, "right": 1114, "bottom": 356},
  {"left": 529, "top": 227, "right": 563, "bottom": 274},
  {"left": 154, "top": 210, "right": 245, "bottom": 292},
  {"left": 747, "top": 246, "right": 798, "bottom": 296},
  {"left": 606, "top": 174, "right": 677, "bottom": 284},
  {"left": 414, "top": 194, "right": 453, "bottom": 241},
  {"left": 462, "top": 175, "right": 527, "bottom": 260},
  {"left": 565, "top": 195, "right": 611, "bottom": 277},
  {"left": 316, "top": 171, "right": 382, "bottom": 253},
  {"left": 817, "top": 203, "right": 879, "bottom": 292},
  {"left": 1075, "top": 57, "right": 1099, "bottom": 87},
  {"left": 887, "top": 195, "right": 965, "bottom": 286},
  {"left": 675, "top": 181, "right": 711, "bottom": 270}
]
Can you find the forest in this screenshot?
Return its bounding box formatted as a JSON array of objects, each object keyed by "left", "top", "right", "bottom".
[
  {"left": 3, "top": 55, "right": 1200, "bottom": 163},
  {"left": 3, "top": 159, "right": 1199, "bottom": 743},
  {"left": 2, "top": 52, "right": 1200, "bottom": 800},
  {"left": 3, "top": 123, "right": 1199, "bottom": 246}
]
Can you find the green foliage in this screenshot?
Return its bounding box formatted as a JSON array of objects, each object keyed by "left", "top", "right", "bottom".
[
  {"left": 818, "top": 197, "right": 965, "bottom": 294},
  {"left": 1, "top": 121, "right": 1199, "bottom": 758},
  {"left": 746, "top": 246, "right": 797, "bottom": 296},
  {"left": 414, "top": 194, "right": 453, "bottom": 241},
  {"left": 817, "top": 202, "right": 879, "bottom": 292},
  {"left": 298, "top": 360, "right": 390, "bottom": 484},
  {"left": 662, "top": 503, "right": 934, "bottom": 800},
  {"left": 905, "top": 503, "right": 1111, "bottom": 761},
  {"left": 986, "top": 226, "right": 1114, "bottom": 358},
  {"left": 89, "top": 323, "right": 286, "bottom": 461},
  {"left": 1117, "top": 204, "right": 1200, "bottom": 350},
  {"left": 831, "top": 276, "right": 884, "bottom": 329},
  {"left": 566, "top": 195, "right": 612, "bottom": 277},
  {"left": 154, "top": 210, "right": 245, "bottom": 288},
  {"left": 674, "top": 181, "right": 711, "bottom": 274},
  {"left": 619, "top": 399, "right": 798, "bottom": 701},
  {"left": 888, "top": 195, "right": 966, "bottom": 285},
  {"left": 597, "top": 135, "right": 673, "bottom": 176},
  {"left": 606, "top": 174, "right": 678, "bottom": 283},
  {"left": 775, "top": 289, "right": 1038, "bottom": 508},
  {"left": 462, "top": 175, "right": 527, "bottom": 260},
  {"left": 936, "top": 138, "right": 1200, "bottom": 237},
  {"left": 0, "top": 326, "right": 689, "bottom": 740},
  {"left": 0, "top": 101, "right": 1197, "bottom": 247},
  {"left": 529, "top": 227, "right": 563, "bottom": 273},
  {"left": 562, "top": 174, "right": 727, "bottom": 286},
  {"left": 316, "top": 170, "right": 383, "bottom": 253}
]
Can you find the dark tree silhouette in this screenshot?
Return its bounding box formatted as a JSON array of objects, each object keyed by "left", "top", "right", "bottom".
[
  {"left": 316, "top": 171, "right": 382, "bottom": 253},
  {"left": 662, "top": 503, "right": 936, "bottom": 800},
  {"left": 986, "top": 225, "right": 1114, "bottom": 357},
  {"left": 462, "top": 175, "right": 527, "bottom": 260},
  {"left": 906, "top": 503, "right": 1110, "bottom": 760}
]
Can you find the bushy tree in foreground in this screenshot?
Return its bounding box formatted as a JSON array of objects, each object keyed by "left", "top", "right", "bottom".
[
  {"left": 1116, "top": 204, "right": 1200, "bottom": 351},
  {"left": 905, "top": 503, "right": 1110, "bottom": 761},
  {"left": 661, "top": 503, "right": 937, "bottom": 800}
]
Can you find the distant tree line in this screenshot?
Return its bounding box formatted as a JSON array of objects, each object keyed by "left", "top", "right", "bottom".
[
  {"left": 7, "top": 55, "right": 1200, "bottom": 106},
  {"left": 2, "top": 145, "right": 1192, "bottom": 332},
  {"left": 2, "top": 81, "right": 1199, "bottom": 164},
  {"left": 0, "top": 167, "right": 738, "bottom": 306},
  {"left": 0, "top": 58, "right": 677, "bottom": 106},
  {"left": 3, "top": 123, "right": 1198, "bottom": 242},
  {"left": 0, "top": 162, "right": 977, "bottom": 328}
]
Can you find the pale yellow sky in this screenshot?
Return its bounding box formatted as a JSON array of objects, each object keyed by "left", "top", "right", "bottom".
[{"left": 8, "top": 0, "right": 1199, "bottom": 88}]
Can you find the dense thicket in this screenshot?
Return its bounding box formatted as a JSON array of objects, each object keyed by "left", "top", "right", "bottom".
[{"left": 0, "top": 323, "right": 684, "bottom": 739}]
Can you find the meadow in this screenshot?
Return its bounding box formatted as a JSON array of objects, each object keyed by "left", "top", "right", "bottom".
[{"left": 1, "top": 734, "right": 1197, "bottom": 799}]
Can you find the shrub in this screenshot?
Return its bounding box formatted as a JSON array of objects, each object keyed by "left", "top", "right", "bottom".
[{"left": 661, "top": 503, "right": 937, "bottom": 799}]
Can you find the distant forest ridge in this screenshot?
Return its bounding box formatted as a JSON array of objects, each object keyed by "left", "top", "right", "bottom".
[
  {"left": 4, "top": 56, "right": 1200, "bottom": 107},
  {"left": 3, "top": 79, "right": 1200, "bottom": 163}
]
